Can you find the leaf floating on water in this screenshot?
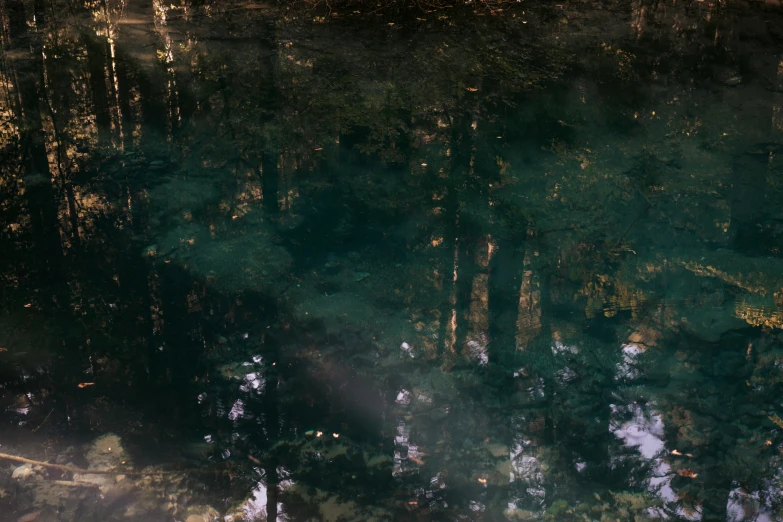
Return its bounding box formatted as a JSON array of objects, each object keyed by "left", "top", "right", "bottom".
[
  {"left": 677, "top": 469, "right": 698, "bottom": 478},
  {"left": 77, "top": 382, "right": 95, "bottom": 389}
]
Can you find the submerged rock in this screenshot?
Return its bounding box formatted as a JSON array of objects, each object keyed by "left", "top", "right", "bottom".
[
  {"left": 157, "top": 223, "right": 292, "bottom": 293},
  {"left": 85, "top": 433, "right": 128, "bottom": 471},
  {"left": 185, "top": 505, "right": 220, "bottom": 522},
  {"left": 12, "top": 464, "right": 39, "bottom": 480},
  {"left": 486, "top": 442, "right": 510, "bottom": 458},
  {"left": 364, "top": 453, "right": 393, "bottom": 468}
]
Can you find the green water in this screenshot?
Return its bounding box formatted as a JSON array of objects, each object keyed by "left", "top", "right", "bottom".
[{"left": 1, "top": 1, "right": 783, "bottom": 520}]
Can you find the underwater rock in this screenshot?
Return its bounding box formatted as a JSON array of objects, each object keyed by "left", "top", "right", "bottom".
[
  {"left": 323, "top": 444, "right": 348, "bottom": 460},
  {"left": 627, "top": 326, "right": 661, "bottom": 347},
  {"left": 157, "top": 223, "right": 292, "bottom": 293},
  {"left": 290, "top": 290, "right": 386, "bottom": 337},
  {"left": 16, "top": 509, "right": 59, "bottom": 522},
  {"left": 16, "top": 511, "right": 42, "bottom": 522},
  {"left": 12, "top": 464, "right": 39, "bottom": 480},
  {"left": 85, "top": 433, "right": 129, "bottom": 471},
  {"left": 71, "top": 472, "right": 113, "bottom": 490},
  {"left": 282, "top": 484, "right": 391, "bottom": 522},
  {"left": 184, "top": 505, "right": 220, "bottom": 522},
  {"left": 486, "top": 442, "right": 510, "bottom": 458},
  {"left": 364, "top": 453, "right": 393, "bottom": 468}
]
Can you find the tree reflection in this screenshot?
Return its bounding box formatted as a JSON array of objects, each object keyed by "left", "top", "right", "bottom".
[{"left": 0, "top": 0, "right": 782, "bottom": 520}]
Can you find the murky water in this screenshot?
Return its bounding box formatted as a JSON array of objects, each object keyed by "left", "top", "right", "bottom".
[{"left": 2, "top": 0, "right": 783, "bottom": 520}]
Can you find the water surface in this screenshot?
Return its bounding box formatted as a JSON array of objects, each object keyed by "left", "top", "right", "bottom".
[{"left": 1, "top": 1, "right": 783, "bottom": 521}]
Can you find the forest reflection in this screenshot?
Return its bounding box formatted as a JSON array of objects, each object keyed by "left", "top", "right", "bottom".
[{"left": 1, "top": 0, "right": 783, "bottom": 521}]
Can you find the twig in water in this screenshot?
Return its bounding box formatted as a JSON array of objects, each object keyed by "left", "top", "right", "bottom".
[
  {"left": 32, "top": 408, "right": 54, "bottom": 432},
  {"left": 0, "top": 453, "right": 170, "bottom": 476}
]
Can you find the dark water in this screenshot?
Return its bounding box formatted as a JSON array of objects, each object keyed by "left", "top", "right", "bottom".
[{"left": 2, "top": 0, "right": 783, "bottom": 520}]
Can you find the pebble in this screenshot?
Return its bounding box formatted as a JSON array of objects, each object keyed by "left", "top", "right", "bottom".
[{"left": 486, "top": 442, "right": 510, "bottom": 458}]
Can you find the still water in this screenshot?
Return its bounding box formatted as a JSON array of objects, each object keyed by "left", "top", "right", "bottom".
[{"left": 1, "top": 0, "right": 783, "bottom": 520}]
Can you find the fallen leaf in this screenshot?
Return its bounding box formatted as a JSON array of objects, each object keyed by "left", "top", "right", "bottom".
[
  {"left": 671, "top": 449, "right": 682, "bottom": 456},
  {"left": 24, "top": 304, "right": 31, "bottom": 308},
  {"left": 247, "top": 454, "right": 261, "bottom": 465},
  {"left": 77, "top": 382, "right": 95, "bottom": 388},
  {"left": 409, "top": 456, "right": 425, "bottom": 466},
  {"left": 677, "top": 468, "right": 698, "bottom": 478},
  {"left": 0, "top": 347, "right": 7, "bottom": 352},
  {"left": 477, "top": 477, "right": 487, "bottom": 484},
  {"left": 466, "top": 87, "right": 478, "bottom": 92}
]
